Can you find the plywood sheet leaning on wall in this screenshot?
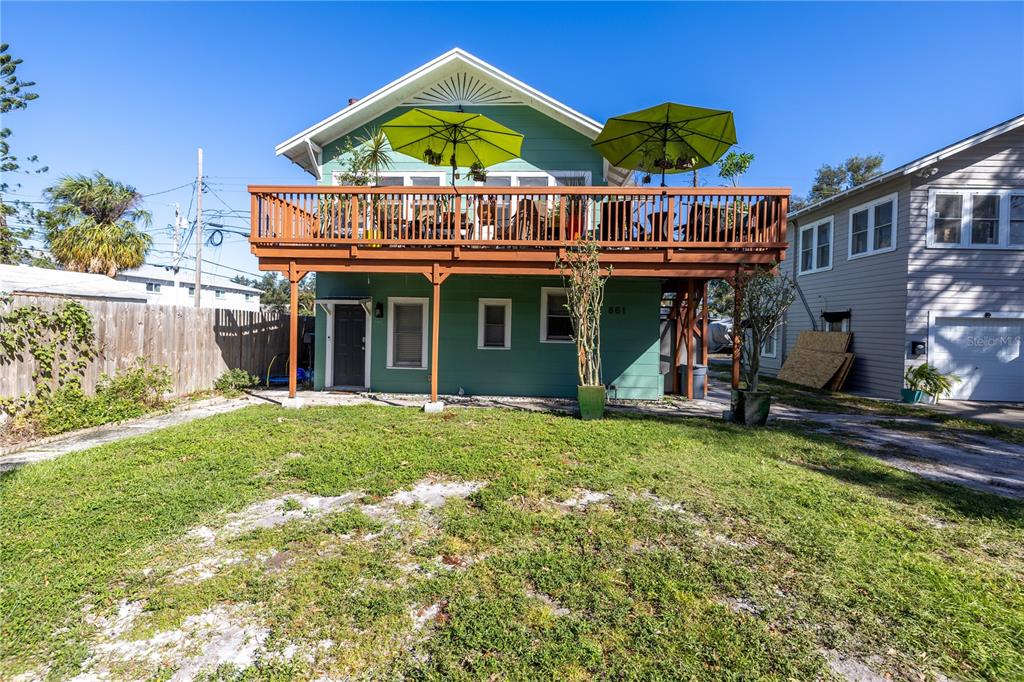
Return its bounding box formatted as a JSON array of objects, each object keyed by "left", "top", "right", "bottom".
[{"left": 777, "top": 331, "right": 854, "bottom": 390}]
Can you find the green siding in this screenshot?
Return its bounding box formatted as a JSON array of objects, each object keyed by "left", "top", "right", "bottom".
[
  {"left": 320, "top": 105, "right": 606, "bottom": 186},
  {"left": 314, "top": 274, "right": 662, "bottom": 400}
]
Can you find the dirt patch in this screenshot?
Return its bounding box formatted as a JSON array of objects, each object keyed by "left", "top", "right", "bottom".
[{"left": 70, "top": 477, "right": 488, "bottom": 680}]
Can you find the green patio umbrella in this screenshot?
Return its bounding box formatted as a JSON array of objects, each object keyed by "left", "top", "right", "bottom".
[
  {"left": 381, "top": 108, "right": 524, "bottom": 185},
  {"left": 593, "top": 103, "right": 736, "bottom": 187}
]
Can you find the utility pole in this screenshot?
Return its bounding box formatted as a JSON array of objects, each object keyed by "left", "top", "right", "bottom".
[
  {"left": 194, "top": 148, "right": 203, "bottom": 307},
  {"left": 172, "top": 202, "right": 183, "bottom": 304}
]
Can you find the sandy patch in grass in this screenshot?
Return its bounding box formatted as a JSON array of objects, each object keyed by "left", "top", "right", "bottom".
[
  {"left": 70, "top": 477, "right": 487, "bottom": 681},
  {"left": 73, "top": 602, "right": 270, "bottom": 682}
]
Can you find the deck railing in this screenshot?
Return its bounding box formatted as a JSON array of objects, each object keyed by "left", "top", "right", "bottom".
[{"left": 249, "top": 186, "right": 789, "bottom": 250}]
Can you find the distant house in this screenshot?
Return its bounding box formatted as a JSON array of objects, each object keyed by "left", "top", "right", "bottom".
[
  {"left": 762, "top": 115, "right": 1023, "bottom": 402},
  {"left": 0, "top": 264, "right": 150, "bottom": 303},
  {"left": 116, "top": 264, "right": 262, "bottom": 311}
]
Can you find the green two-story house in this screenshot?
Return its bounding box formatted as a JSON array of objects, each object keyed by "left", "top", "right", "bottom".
[{"left": 250, "top": 49, "right": 789, "bottom": 403}]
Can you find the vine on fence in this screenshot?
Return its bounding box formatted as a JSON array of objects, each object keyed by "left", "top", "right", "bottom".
[{"left": 0, "top": 293, "right": 97, "bottom": 415}]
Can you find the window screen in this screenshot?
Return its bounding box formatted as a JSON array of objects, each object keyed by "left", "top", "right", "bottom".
[
  {"left": 482, "top": 303, "right": 507, "bottom": 348},
  {"left": 970, "top": 194, "right": 999, "bottom": 245},
  {"left": 392, "top": 302, "right": 424, "bottom": 367},
  {"left": 933, "top": 194, "right": 962, "bottom": 244},
  {"left": 545, "top": 291, "right": 572, "bottom": 340}
]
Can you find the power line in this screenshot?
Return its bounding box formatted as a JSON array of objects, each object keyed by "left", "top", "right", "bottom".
[{"left": 142, "top": 181, "right": 195, "bottom": 198}]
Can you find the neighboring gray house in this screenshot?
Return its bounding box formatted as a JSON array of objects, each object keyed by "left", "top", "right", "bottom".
[{"left": 763, "top": 115, "right": 1023, "bottom": 402}]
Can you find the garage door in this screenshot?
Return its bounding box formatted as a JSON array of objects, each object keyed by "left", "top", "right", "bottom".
[{"left": 930, "top": 316, "right": 1023, "bottom": 401}]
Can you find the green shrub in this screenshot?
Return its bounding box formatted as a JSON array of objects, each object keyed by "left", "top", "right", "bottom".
[
  {"left": 214, "top": 368, "right": 259, "bottom": 394},
  {"left": 30, "top": 359, "right": 173, "bottom": 436}
]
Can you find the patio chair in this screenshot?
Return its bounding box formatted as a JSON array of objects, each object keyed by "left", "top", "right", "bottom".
[
  {"left": 599, "top": 199, "right": 636, "bottom": 243},
  {"left": 512, "top": 198, "right": 550, "bottom": 241},
  {"left": 474, "top": 198, "right": 510, "bottom": 241},
  {"left": 686, "top": 201, "right": 724, "bottom": 243}
]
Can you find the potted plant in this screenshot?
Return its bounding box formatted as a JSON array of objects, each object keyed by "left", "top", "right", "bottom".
[
  {"left": 469, "top": 161, "right": 488, "bottom": 182},
  {"left": 553, "top": 196, "right": 588, "bottom": 241},
  {"left": 560, "top": 239, "right": 611, "bottom": 420},
  {"left": 902, "top": 363, "right": 960, "bottom": 404},
  {"left": 732, "top": 267, "right": 796, "bottom": 426}
]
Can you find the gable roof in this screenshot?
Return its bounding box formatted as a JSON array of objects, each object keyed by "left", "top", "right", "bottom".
[
  {"left": 276, "top": 48, "right": 630, "bottom": 185},
  {"left": 789, "top": 113, "right": 1024, "bottom": 220}
]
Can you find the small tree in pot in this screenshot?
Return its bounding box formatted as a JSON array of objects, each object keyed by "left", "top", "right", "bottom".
[
  {"left": 732, "top": 266, "right": 796, "bottom": 426},
  {"left": 560, "top": 239, "right": 611, "bottom": 419}
]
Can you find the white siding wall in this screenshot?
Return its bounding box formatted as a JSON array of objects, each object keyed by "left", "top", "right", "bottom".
[
  {"left": 763, "top": 178, "right": 912, "bottom": 398},
  {"left": 906, "top": 127, "right": 1024, "bottom": 377}
]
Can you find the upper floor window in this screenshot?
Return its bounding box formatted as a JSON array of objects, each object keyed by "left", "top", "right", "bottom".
[
  {"left": 245, "top": 293, "right": 255, "bottom": 302},
  {"left": 848, "top": 193, "right": 897, "bottom": 259},
  {"left": 214, "top": 289, "right": 225, "bottom": 299},
  {"left": 798, "top": 217, "right": 832, "bottom": 275},
  {"left": 145, "top": 282, "right": 161, "bottom": 292},
  {"left": 927, "top": 189, "right": 1024, "bottom": 249}
]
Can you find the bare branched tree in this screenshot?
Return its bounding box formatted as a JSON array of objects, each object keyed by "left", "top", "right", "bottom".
[
  {"left": 560, "top": 239, "right": 611, "bottom": 387},
  {"left": 738, "top": 267, "right": 796, "bottom": 392}
]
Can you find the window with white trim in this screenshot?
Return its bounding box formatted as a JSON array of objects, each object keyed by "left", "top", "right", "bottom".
[
  {"left": 927, "top": 189, "right": 1024, "bottom": 249},
  {"left": 333, "top": 171, "right": 446, "bottom": 187},
  {"left": 476, "top": 171, "right": 593, "bottom": 188},
  {"left": 477, "top": 298, "right": 511, "bottom": 349},
  {"left": 848, "top": 193, "right": 897, "bottom": 258},
  {"left": 540, "top": 287, "right": 573, "bottom": 342},
  {"left": 387, "top": 297, "right": 428, "bottom": 369},
  {"left": 214, "top": 289, "right": 225, "bottom": 300},
  {"left": 145, "top": 282, "right": 162, "bottom": 292},
  {"left": 761, "top": 330, "right": 778, "bottom": 358},
  {"left": 798, "top": 217, "right": 832, "bottom": 274}
]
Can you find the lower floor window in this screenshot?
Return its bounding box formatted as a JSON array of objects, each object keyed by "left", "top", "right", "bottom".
[
  {"left": 388, "top": 298, "right": 427, "bottom": 368},
  {"left": 478, "top": 298, "right": 511, "bottom": 349},
  {"left": 761, "top": 330, "right": 778, "bottom": 358},
  {"left": 541, "top": 288, "right": 573, "bottom": 342}
]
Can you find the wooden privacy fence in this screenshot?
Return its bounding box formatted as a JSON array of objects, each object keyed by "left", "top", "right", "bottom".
[{"left": 1, "top": 295, "right": 293, "bottom": 398}]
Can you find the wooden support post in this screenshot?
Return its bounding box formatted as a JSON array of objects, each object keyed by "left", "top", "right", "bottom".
[
  {"left": 685, "top": 278, "right": 695, "bottom": 400},
  {"left": 288, "top": 262, "right": 300, "bottom": 399},
  {"left": 671, "top": 286, "right": 683, "bottom": 396},
  {"left": 732, "top": 269, "right": 742, "bottom": 390},
  {"left": 424, "top": 263, "right": 450, "bottom": 403},
  {"left": 701, "top": 280, "right": 709, "bottom": 398}
]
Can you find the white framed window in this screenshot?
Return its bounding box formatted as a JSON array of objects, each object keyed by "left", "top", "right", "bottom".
[
  {"left": 761, "top": 330, "right": 778, "bottom": 358},
  {"left": 848, "top": 193, "right": 897, "bottom": 259},
  {"left": 387, "top": 297, "right": 429, "bottom": 369},
  {"left": 540, "top": 287, "right": 573, "bottom": 343},
  {"left": 477, "top": 298, "right": 511, "bottom": 350},
  {"left": 245, "top": 293, "right": 255, "bottom": 301},
  {"left": 474, "top": 171, "right": 593, "bottom": 188},
  {"left": 798, "top": 216, "right": 833, "bottom": 275},
  {"left": 332, "top": 170, "right": 447, "bottom": 187},
  {"left": 927, "top": 189, "right": 1024, "bottom": 249},
  {"left": 145, "top": 282, "right": 162, "bottom": 292},
  {"left": 214, "top": 289, "right": 225, "bottom": 300},
  {"left": 187, "top": 286, "right": 195, "bottom": 296}
]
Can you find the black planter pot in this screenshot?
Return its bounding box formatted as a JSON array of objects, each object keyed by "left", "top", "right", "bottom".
[{"left": 731, "top": 389, "right": 772, "bottom": 426}]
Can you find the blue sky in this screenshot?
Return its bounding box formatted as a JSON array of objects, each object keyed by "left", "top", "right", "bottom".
[{"left": 3, "top": 1, "right": 1022, "bottom": 279}]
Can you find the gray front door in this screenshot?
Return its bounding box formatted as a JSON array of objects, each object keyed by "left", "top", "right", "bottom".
[{"left": 333, "top": 305, "right": 366, "bottom": 387}]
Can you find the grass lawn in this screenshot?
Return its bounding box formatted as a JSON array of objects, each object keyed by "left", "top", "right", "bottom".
[{"left": 2, "top": 404, "right": 1022, "bottom": 680}]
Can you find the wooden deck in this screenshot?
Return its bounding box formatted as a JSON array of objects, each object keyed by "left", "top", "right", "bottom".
[
  {"left": 249, "top": 186, "right": 789, "bottom": 278},
  {"left": 247, "top": 185, "right": 791, "bottom": 401}
]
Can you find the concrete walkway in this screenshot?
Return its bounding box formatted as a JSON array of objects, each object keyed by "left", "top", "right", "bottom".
[{"left": 0, "top": 397, "right": 256, "bottom": 473}]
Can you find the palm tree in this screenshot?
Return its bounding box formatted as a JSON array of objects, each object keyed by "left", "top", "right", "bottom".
[
  {"left": 40, "top": 172, "right": 152, "bottom": 277},
  {"left": 355, "top": 126, "right": 393, "bottom": 186}
]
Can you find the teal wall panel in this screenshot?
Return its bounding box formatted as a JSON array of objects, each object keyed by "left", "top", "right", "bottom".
[
  {"left": 320, "top": 105, "right": 606, "bottom": 186},
  {"left": 315, "top": 273, "right": 662, "bottom": 400}
]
